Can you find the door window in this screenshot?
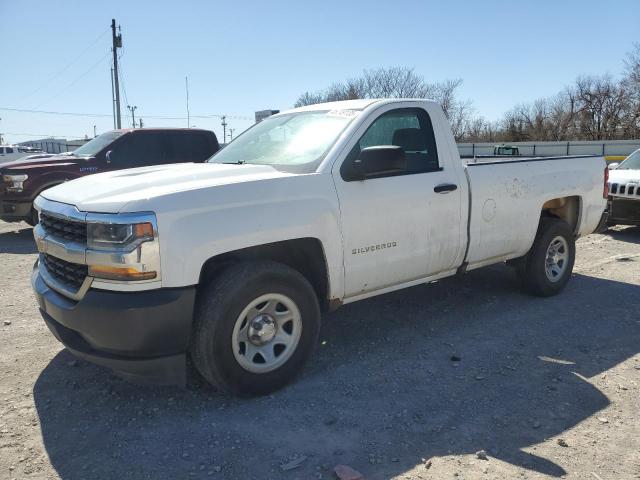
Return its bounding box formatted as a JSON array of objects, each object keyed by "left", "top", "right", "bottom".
[
  {"left": 168, "top": 132, "right": 213, "bottom": 162},
  {"left": 342, "top": 108, "right": 439, "bottom": 179},
  {"left": 110, "top": 132, "right": 168, "bottom": 167}
]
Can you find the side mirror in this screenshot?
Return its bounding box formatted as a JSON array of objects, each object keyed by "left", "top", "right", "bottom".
[
  {"left": 351, "top": 146, "right": 406, "bottom": 180},
  {"left": 105, "top": 150, "right": 112, "bottom": 163},
  {"left": 608, "top": 162, "right": 620, "bottom": 170}
]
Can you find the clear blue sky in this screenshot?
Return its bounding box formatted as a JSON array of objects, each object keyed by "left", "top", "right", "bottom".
[{"left": 1, "top": 0, "right": 638, "bottom": 144}]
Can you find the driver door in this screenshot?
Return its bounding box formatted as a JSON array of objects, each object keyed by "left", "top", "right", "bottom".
[{"left": 332, "top": 105, "right": 463, "bottom": 298}]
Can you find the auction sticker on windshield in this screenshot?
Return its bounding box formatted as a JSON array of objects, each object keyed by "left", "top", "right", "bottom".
[{"left": 326, "top": 109, "right": 359, "bottom": 119}]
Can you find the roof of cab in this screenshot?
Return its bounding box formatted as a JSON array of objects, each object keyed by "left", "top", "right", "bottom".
[
  {"left": 279, "top": 99, "right": 383, "bottom": 115},
  {"left": 278, "top": 98, "right": 442, "bottom": 117},
  {"left": 112, "top": 128, "right": 215, "bottom": 134}
]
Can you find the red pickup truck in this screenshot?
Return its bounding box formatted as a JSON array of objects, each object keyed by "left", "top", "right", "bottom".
[{"left": 0, "top": 128, "right": 219, "bottom": 225}]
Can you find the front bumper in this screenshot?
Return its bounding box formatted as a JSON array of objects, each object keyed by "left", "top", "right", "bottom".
[
  {"left": 607, "top": 197, "right": 640, "bottom": 226},
  {"left": 0, "top": 199, "right": 32, "bottom": 222},
  {"left": 32, "top": 262, "right": 196, "bottom": 385}
]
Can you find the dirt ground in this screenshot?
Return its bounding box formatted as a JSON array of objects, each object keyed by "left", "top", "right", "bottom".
[{"left": 0, "top": 220, "right": 639, "bottom": 480}]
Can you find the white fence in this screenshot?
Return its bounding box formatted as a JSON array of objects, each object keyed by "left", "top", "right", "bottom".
[{"left": 457, "top": 139, "right": 640, "bottom": 158}]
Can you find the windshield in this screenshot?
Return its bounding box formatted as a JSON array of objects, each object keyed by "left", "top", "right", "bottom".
[
  {"left": 72, "top": 130, "right": 126, "bottom": 157},
  {"left": 208, "top": 110, "right": 358, "bottom": 173},
  {"left": 618, "top": 149, "right": 640, "bottom": 170}
]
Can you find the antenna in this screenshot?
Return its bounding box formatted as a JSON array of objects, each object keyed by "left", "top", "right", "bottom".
[{"left": 185, "top": 76, "right": 190, "bottom": 128}]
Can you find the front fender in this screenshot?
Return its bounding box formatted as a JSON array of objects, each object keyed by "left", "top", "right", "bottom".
[{"left": 153, "top": 173, "right": 345, "bottom": 299}]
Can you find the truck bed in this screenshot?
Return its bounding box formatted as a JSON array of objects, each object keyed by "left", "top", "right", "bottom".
[{"left": 462, "top": 154, "right": 607, "bottom": 270}]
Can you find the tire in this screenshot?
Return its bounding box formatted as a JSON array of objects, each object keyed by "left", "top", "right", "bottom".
[
  {"left": 190, "top": 261, "right": 321, "bottom": 396},
  {"left": 25, "top": 207, "right": 39, "bottom": 227},
  {"left": 516, "top": 217, "right": 576, "bottom": 297}
]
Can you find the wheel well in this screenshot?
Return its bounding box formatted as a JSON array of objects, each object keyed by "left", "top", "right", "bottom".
[
  {"left": 198, "top": 238, "right": 330, "bottom": 311},
  {"left": 541, "top": 196, "right": 581, "bottom": 233}
]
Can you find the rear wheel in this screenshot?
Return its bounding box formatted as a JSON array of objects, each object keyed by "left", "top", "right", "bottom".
[
  {"left": 190, "top": 261, "right": 321, "bottom": 396},
  {"left": 517, "top": 217, "right": 575, "bottom": 297}
]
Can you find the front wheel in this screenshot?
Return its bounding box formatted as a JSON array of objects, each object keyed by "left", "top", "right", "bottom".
[
  {"left": 25, "top": 207, "right": 39, "bottom": 227},
  {"left": 517, "top": 217, "right": 576, "bottom": 297},
  {"left": 190, "top": 261, "right": 321, "bottom": 396}
]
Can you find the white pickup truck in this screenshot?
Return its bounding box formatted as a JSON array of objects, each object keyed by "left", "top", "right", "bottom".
[{"left": 31, "top": 99, "right": 608, "bottom": 395}]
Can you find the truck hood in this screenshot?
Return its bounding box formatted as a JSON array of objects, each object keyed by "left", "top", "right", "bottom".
[
  {"left": 609, "top": 168, "right": 640, "bottom": 184},
  {"left": 40, "top": 162, "right": 293, "bottom": 213},
  {"left": 0, "top": 153, "right": 80, "bottom": 173}
]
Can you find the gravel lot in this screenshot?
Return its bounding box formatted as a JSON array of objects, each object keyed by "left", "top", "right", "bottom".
[{"left": 0, "top": 220, "right": 639, "bottom": 480}]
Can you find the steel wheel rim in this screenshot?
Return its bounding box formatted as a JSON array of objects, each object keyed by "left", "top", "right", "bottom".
[
  {"left": 545, "top": 235, "right": 569, "bottom": 283},
  {"left": 232, "top": 293, "right": 302, "bottom": 373}
]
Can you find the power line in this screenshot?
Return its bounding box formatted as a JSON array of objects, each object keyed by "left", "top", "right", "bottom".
[
  {"left": 18, "top": 28, "right": 110, "bottom": 105},
  {"left": 4, "top": 131, "right": 87, "bottom": 138},
  {"left": 117, "top": 49, "right": 132, "bottom": 125},
  {"left": 1, "top": 107, "right": 111, "bottom": 118},
  {"left": 33, "top": 52, "right": 112, "bottom": 110},
  {"left": 0, "top": 107, "right": 251, "bottom": 121}
]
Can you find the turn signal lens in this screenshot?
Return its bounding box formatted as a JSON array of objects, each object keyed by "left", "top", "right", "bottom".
[
  {"left": 134, "top": 222, "right": 154, "bottom": 238},
  {"left": 88, "top": 265, "right": 157, "bottom": 281}
]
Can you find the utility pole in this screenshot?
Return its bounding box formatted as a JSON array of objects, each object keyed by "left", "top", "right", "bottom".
[
  {"left": 221, "top": 116, "right": 227, "bottom": 144},
  {"left": 127, "top": 105, "right": 137, "bottom": 128},
  {"left": 139, "top": 118, "right": 143, "bottom": 128},
  {"left": 111, "top": 19, "right": 123, "bottom": 129},
  {"left": 110, "top": 67, "right": 116, "bottom": 129},
  {"left": 93, "top": 125, "right": 97, "bottom": 137},
  {"left": 229, "top": 128, "right": 235, "bottom": 141}
]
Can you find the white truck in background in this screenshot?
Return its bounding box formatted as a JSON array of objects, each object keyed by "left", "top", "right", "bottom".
[
  {"left": 607, "top": 148, "right": 640, "bottom": 226},
  {"left": 31, "top": 99, "right": 608, "bottom": 395}
]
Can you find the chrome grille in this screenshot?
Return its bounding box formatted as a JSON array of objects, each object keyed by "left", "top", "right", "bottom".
[
  {"left": 40, "top": 212, "right": 87, "bottom": 243},
  {"left": 610, "top": 181, "right": 640, "bottom": 197},
  {"left": 42, "top": 253, "right": 88, "bottom": 290}
]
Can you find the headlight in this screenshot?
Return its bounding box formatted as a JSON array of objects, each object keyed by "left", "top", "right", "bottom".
[
  {"left": 87, "top": 222, "right": 154, "bottom": 247},
  {"left": 2, "top": 174, "right": 28, "bottom": 192},
  {"left": 85, "top": 215, "right": 159, "bottom": 282}
]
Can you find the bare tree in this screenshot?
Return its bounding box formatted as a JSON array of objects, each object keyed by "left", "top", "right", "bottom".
[
  {"left": 574, "top": 75, "right": 627, "bottom": 140},
  {"left": 624, "top": 42, "right": 640, "bottom": 91},
  {"left": 293, "top": 68, "right": 474, "bottom": 139},
  {"left": 548, "top": 90, "right": 577, "bottom": 140},
  {"left": 361, "top": 67, "right": 430, "bottom": 98},
  {"left": 294, "top": 91, "right": 325, "bottom": 108},
  {"left": 622, "top": 42, "right": 640, "bottom": 138},
  {"left": 295, "top": 44, "right": 640, "bottom": 143},
  {"left": 463, "top": 116, "right": 498, "bottom": 142}
]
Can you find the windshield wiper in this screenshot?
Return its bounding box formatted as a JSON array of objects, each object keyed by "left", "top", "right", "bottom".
[{"left": 222, "top": 160, "right": 246, "bottom": 165}]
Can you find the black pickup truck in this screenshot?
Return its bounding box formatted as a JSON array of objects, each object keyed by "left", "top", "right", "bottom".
[{"left": 0, "top": 128, "right": 219, "bottom": 225}]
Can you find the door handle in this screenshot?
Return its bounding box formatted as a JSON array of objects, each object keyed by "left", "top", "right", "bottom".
[{"left": 434, "top": 183, "right": 458, "bottom": 193}]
